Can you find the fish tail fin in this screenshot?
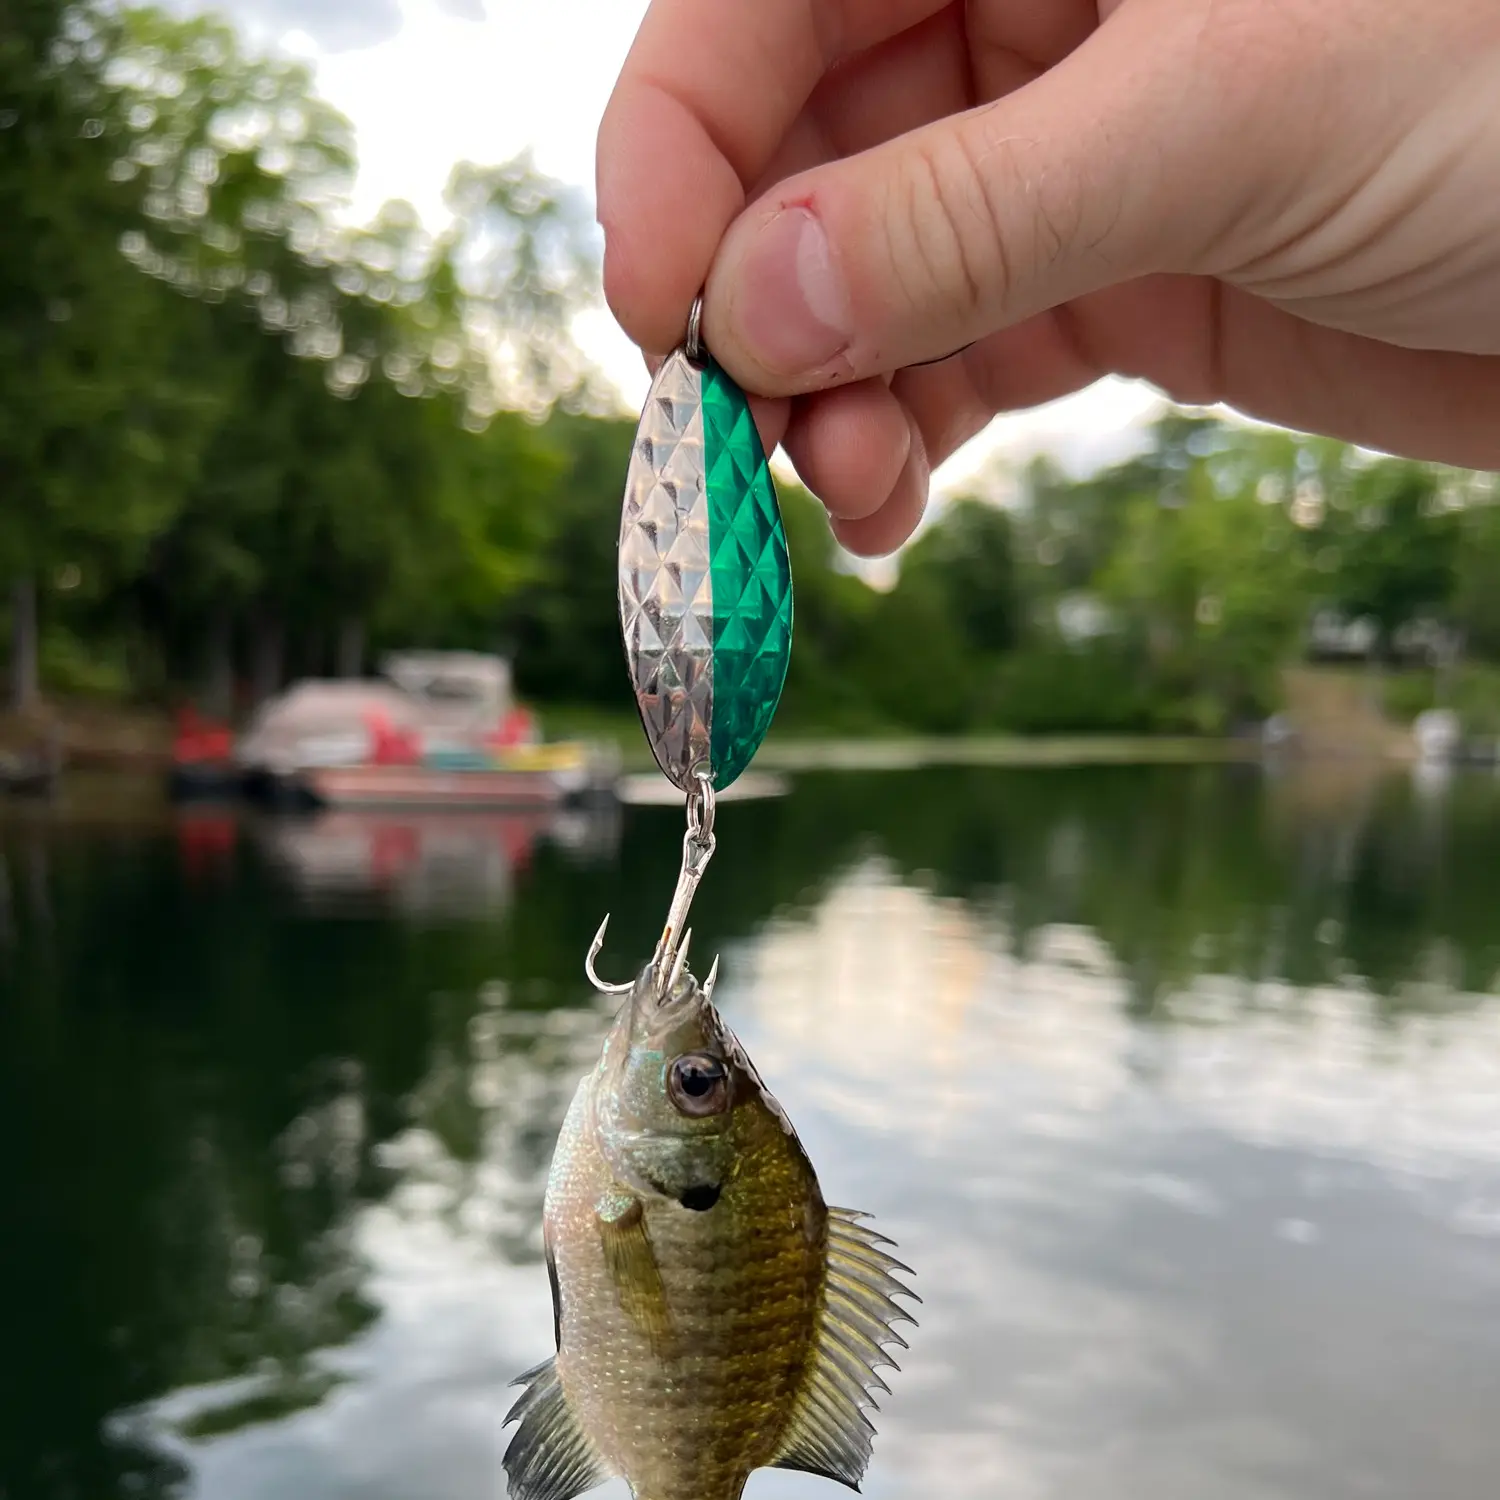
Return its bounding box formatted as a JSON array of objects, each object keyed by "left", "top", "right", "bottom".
[{"left": 503, "top": 1356, "right": 610, "bottom": 1500}]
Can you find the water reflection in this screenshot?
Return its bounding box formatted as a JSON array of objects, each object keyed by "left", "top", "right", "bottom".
[
  {"left": 254, "top": 804, "right": 622, "bottom": 917},
  {"left": 3, "top": 764, "right": 1500, "bottom": 1500}
]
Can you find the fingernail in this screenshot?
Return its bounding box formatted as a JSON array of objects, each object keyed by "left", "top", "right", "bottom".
[{"left": 728, "top": 207, "right": 850, "bottom": 377}]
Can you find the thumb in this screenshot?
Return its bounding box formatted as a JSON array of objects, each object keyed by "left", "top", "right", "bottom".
[{"left": 701, "top": 4, "right": 1244, "bottom": 395}]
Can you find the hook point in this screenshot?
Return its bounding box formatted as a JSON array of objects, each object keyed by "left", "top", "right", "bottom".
[{"left": 586, "top": 913, "right": 633, "bottom": 995}]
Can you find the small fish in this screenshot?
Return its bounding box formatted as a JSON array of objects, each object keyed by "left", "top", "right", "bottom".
[{"left": 503, "top": 932, "right": 918, "bottom": 1500}]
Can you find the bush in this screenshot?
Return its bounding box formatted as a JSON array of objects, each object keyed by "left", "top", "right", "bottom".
[
  {"left": 1450, "top": 666, "right": 1500, "bottom": 737},
  {"left": 1381, "top": 670, "right": 1438, "bottom": 725},
  {"left": 40, "top": 626, "right": 134, "bottom": 701},
  {"left": 978, "top": 646, "right": 1160, "bottom": 734},
  {"left": 1382, "top": 664, "right": 1500, "bottom": 737}
]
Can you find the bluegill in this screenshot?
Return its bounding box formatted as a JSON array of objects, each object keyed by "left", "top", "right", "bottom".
[{"left": 503, "top": 936, "right": 918, "bottom": 1500}]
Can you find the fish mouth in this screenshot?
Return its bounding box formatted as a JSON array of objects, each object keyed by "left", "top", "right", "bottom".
[{"left": 642, "top": 983, "right": 704, "bottom": 1024}]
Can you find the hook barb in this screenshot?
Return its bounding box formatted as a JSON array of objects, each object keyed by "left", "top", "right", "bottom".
[
  {"left": 703, "top": 953, "right": 720, "bottom": 1004},
  {"left": 585, "top": 914, "right": 634, "bottom": 995}
]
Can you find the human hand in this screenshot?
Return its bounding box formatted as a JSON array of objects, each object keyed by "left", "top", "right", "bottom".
[{"left": 596, "top": 0, "right": 1500, "bottom": 555}]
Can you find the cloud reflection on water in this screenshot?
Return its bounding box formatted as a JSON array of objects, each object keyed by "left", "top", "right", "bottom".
[
  {"left": 118, "top": 811, "right": 1500, "bottom": 1500},
  {"left": 736, "top": 855, "right": 1500, "bottom": 1187},
  {"left": 723, "top": 858, "right": 1500, "bottom": 1500}
]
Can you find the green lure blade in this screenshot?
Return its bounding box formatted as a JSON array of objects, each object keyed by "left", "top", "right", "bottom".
[{"left": 617, "top": 303, "right": 793, "bottom": 793}]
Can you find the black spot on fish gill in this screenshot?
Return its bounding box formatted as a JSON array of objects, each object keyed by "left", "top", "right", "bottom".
[{"left": 679, "top": 1183, "right": 722, "bottom": 1212}]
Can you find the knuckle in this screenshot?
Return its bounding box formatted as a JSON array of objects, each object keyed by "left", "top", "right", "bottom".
[
  {"left": 972, "top": 109, "right": 1090, "bottom": 292},
  {"left": 880, "top": 130, "right": 1000, "bottom": 324},
  {"left": 881, "top": 112, "right": 1093, "bottom": 328}
]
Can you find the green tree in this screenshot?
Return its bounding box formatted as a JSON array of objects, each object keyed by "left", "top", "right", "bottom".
[
  {"left": 773, "top": 483, "right": 881, "bottom": 730},
  {"left": 1310, "top": 458, "right": 1459, "bottom": 657},
  {"left": 503, "top": 412, "right": 636, "bottom": 707},
  {"left": 1099, "top": 445, "right": 1310, "bottom": 728},
  {"left": 901, "top": 497, "right": 1020, "bottom": 656},
  {"left": 0, "top": 0, "right": 219, "bottom": 708},
  {"left": 102, "top": 8, "right": 602, "bottom": 705},
  {"left": 1451, "top": 490, "right": 1500, "bottom": 661},
  {"left": 429, "top": 155, "right": 606, "bottom": 418}
]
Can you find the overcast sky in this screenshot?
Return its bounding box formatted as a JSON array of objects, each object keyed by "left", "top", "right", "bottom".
[{"left": 178, "top": 0, "right": 1167, "bottom": 493}]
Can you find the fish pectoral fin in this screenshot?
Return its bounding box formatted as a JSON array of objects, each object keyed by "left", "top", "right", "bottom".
[
  {"left": 596, "top": 1191, "right": 675, "bottom": 1354},
  {"left": 771, "top": 1207, "right": 920, "bottom": 1492},
  {"left": 545, "top": 1228, "right": 563, "bottom": 1352},
  {"left": 502, "top": 1356, "right": 610, "bottom": 1500}
]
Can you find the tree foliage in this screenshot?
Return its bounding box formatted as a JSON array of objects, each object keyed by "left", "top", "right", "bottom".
[
  {"left": 4, "top": 2, "right": 1498, "bottom": 736},
  {"left": 1, "top": 1, "right": 602, "bottom": 710}
]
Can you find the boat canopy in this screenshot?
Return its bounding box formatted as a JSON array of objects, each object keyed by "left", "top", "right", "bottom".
[{"left": 236, "top": 653, "right": 516, "bottom": 771}]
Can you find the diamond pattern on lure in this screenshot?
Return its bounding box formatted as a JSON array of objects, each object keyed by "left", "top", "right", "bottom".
[{"left": 618, "top": 349, "right": 793, "bottom": 792}]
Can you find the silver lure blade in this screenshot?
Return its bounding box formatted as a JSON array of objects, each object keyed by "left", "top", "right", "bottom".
[{"left": 618, "top": 349, "right": 712, "bottom": 793}]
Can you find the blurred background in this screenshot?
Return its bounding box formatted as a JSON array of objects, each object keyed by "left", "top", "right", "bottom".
[{"left": 3, "top": 4, "right": 1500, "bottom": 1499}]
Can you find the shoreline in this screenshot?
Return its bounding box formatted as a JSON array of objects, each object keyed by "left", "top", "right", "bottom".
[
  {"left": 752, "top": 735, "right": 1261, "bottom": 772},
  {"left": 2, "top": 694, "right": 1424, "bottom": 778}
]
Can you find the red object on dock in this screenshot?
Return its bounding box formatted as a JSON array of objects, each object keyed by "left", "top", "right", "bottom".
[
  {"left": 485, "top": 706, "right": 537, "bottom": 750},
  {"left": 365, "top": 710, "right": 421, "bottom": 766},
  {"left": 173, "top": 706, "right": 233, "bottom": 764}
]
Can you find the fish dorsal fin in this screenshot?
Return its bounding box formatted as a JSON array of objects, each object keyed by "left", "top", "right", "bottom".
[
  {"left": 502, "top": 1356, "right": 610, "bottom": 1500},
  {"left": 771, "top": 1207, "right": 921, "bottom": 1490}
]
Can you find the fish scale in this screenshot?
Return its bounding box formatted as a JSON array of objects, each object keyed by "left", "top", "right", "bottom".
[{"left": 544, "top": 1071, "right": 826, "bottom": 1500}]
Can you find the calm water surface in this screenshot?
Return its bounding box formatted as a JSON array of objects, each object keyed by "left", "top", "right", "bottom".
[{"left": 3, "top": 763, "right": 1500, "bottom": 1500}]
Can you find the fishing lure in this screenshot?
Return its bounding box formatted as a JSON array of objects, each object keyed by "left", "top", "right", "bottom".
[
  {"left": 501, "top": 300, "right": 916, "bottom": 1500},
  {"left": 617, "top": 293, "right": 794, "bottom": 800},
  {"left": 597, "top": 290, "right": 794, "bottom": 987}
]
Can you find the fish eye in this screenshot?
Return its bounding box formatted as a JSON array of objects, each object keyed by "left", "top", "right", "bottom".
[{"left": 667, "top": 1052, "right": 730, "bottom": 1117}]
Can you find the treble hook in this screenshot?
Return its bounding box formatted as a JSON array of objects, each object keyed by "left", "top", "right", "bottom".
[
  {"left": 653, "top": 768, "right": 715, "bottom": 991},
  {"left": 584, "top": 768, "right": 721, "bottom": 997}
]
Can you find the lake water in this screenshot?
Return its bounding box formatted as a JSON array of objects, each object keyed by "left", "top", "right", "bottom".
[{"left": 3, "top": 762, "right": 1500, "bottom": 1500}]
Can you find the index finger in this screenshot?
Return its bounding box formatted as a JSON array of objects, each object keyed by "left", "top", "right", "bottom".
[{"left": 596, "top": 0, "right": 950, "bottom": 354}]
